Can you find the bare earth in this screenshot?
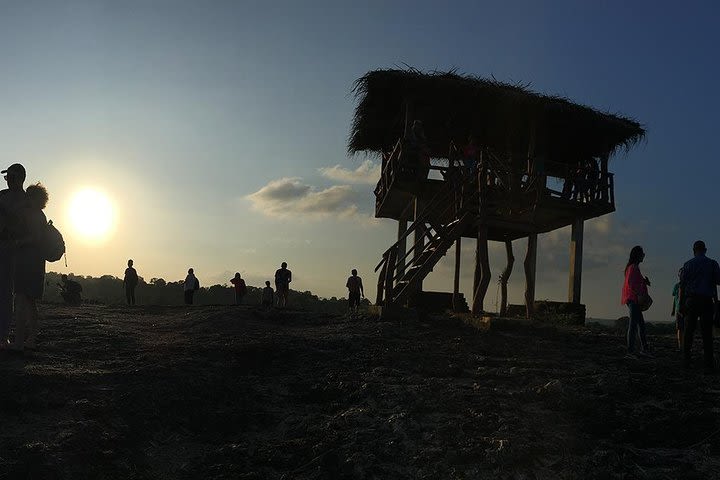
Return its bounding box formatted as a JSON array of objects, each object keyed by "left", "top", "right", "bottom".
[{"left": 1, "top": 304, "right": 719, "bottom": 479}]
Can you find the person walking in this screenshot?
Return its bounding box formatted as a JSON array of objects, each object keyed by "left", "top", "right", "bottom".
[
  {"left": 184, "top": 268, "right": 199, "bottom": 305},
  {"left": 621, "top": 245, "right": 653, "bottom": 359},
  {"left": 230, "top": 272, "right": 247, "bottom": 305},
  {"left": 274, "top": 262, "right": 292, "bottom": 308},
  {"left": 0, "top": 163, "right": 27, "bottom": 349},
  {"left": 679, "top": 241, "right": 720, "bottom": 372},
  {"left": 123, "top": 259, "right": 139, "bottom": 306},
  {"left": 346, "top": 269, "right": 364, "bottom": 317},
  {"left": 11, "top": 183, "right": 48, "bottom": 352}
]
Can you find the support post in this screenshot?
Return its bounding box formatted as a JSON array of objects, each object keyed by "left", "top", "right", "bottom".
[
  {"left": 452, "top": 237, "right": 462, "bottom": 312},
  {"left": 499, "top": 240, "right": 515, "bottom": 316},
  {"left": 568, "top": 218, "right": 584, "bottom": 304},
  {"left": 472, "top": 228, "right": 491, "bottom": 314},
  {"left": 397, "top": 218, "right": 408, "bottom": 280},
  {"left": 376, "top": 258, "right": 386, "bottom": 305},
  {"left": 600, "top": 154, "right": 609, "bottom": 202},
  {"left": 524, "top": 234, "right": 538, "bottom": 318},
  {"left": 413, "top": 197, "right": 425, "bottom": 294},
  {"left": 384, "top": 247, "right": 397, "bottom": 306},
  {"left": 472, "top": 158, "right": 492, "bottom": 315}
]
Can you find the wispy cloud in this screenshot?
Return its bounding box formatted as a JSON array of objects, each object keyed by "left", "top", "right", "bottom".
[
  {"left": 319, "top": 160, "right": 380, "bottom": 185},
  {"left": 246, "top": 177, "right": 376, "bottom": 223}
]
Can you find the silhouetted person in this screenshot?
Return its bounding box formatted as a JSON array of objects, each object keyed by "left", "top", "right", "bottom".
[
  {"left": 672, "top": 268, "right": 684, "bottom": 351},
  {"left": 621, "top": 246, "right": 652, "bottom": 359},
  {"left": 184, "top": 268, "right": 199, "bottom": 305},
  {"left": 0, "top": 163, "right": 26, "bottom": 349},
  {"left": 406, "top": 120, "right": 430, "bottom": 180},
  {"left": 230, "top": 272, "right": 247, "bottom": 305},
  {"left": 12, "top": 183, "right": 48, "bottom": 352},
  {"left": 59, "top": 274, "right": 82, "bottom": 305},
  {"left": 274, "top": 262, "right": 291, "bottom": 308},
  {"left": 346, "top": 269, "right": 364, "bottom": 316},
  {"left": 680, "top": 241, "right": 720, "bottom": 372},
  {"left": 123, "top": 259, "right": 138, "bottom": 306},
  {"left": 261, "top": 281, "right": 274, "bottom": 309}
]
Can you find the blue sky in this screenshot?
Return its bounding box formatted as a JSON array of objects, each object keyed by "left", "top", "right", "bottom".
[{"left": 0, "top": 0, "right": 718, "bottom": 319}]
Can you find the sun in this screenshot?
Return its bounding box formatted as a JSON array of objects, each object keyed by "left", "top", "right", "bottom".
[{"left": 68, "top": 188, "right": 115, "bottom": 241}]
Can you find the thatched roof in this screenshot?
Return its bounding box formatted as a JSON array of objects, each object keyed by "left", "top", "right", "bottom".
[{"left": 349, "top": 69, "right": 645, "bottom": 164}]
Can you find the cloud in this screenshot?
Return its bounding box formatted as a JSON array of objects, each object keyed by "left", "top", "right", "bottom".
[
  {"left": 319, "top": 160, "right": 381, "bottom": 185},
  {"left": 246, "top": 177, "right": 371, "bottom": 221}
]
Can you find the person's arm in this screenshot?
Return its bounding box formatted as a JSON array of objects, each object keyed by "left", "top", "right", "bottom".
[{"left": 359, "top": 278, "right": 364, "bottom": 298}]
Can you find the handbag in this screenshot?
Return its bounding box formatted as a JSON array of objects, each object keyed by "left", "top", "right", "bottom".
[{"left": 637, "top": 293, "right": 653, "bottom": 312}]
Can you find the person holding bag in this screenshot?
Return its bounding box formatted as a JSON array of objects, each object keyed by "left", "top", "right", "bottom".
[{"left": 621, "top": 245, "right": 653, "bottom": 358}]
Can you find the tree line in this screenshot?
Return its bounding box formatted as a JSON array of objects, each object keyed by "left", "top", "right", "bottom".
[{"left": 43, "top": 272, "right": 368, "bottom": 314}]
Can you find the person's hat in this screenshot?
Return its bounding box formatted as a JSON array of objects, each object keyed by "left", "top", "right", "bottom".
[
  {"left": 694, "top": 240, "right": 707, "bottom": 252},
  {"left": 1, "top": 163, "right": 26, "bottom": 179}
]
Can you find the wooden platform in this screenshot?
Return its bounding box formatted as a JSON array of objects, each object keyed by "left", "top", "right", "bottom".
[{"left": 376, "top": 178, "right": 614, "bottom": 241}]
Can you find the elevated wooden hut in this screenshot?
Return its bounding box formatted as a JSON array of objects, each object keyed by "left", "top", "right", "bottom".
[{"left": 349, "top": 69, "right": 644, "bottom": 318}]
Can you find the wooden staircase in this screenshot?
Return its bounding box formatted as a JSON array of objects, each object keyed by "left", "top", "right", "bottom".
[{"left": 375, "top": 173, "right": 478, "bottom": 308}]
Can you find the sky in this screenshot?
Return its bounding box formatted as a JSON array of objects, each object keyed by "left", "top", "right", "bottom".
[{"left": 0, "top": 0, "right": 718, "bottom": 319}]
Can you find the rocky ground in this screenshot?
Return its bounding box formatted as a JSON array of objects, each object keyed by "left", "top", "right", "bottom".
[{"left": 1, "top": 304, "right": 719, "bottom": 479}]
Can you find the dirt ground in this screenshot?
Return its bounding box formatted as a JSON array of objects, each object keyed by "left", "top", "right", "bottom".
[{"left": 1, "top": 304, "right": 719, "bottom": 479}]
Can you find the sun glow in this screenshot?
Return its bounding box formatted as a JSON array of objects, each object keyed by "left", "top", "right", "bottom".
[{"left": 67, "top": 188, "right": 115, "bottom": 241}]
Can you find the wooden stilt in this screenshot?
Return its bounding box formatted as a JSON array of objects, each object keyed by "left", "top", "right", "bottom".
[
  {"left": 413, "top": 197, "right": 424, "bottom": 294},
  {"left": 568, "top": 218, "right": 584, "bottom": 304},
  {"left": 499, "top": 240, "right": 515, "bottom": 316},
  {"left": 524, "top": 234, "right": 538, "bottom": 318},
  {"left": 397, "top": 217, "right": 408, "bottom": 280},
  {"left": 384, "top": 247, "right": 397, "bottom": 305},
  {"left": 471, "top": 226, "right": 491, "bottom": 314},
  {"left": 452, "top": 237, "right": 462, "bottom": 312}
]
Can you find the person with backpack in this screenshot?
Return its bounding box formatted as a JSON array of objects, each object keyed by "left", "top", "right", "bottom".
[
  {"left": 230, "top": 272, "right": 247, "bottom": 305},
  {"left": 184, "top": 268, "right": 199, "bottom": 305},
  {"left": 124, "top": 259, "right": 139, "bottom": 306},
  {"left": 0, "top": 163, "right": 27, "bottom": 349},
  {"left": 59, "top": 274, "right": 82, "bottom": 305},
  {"left": 12, "top": 183, "right": 49, "bottom": 352}
]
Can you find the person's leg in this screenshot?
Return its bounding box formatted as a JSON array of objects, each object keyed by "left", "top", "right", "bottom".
[
  {"left": 25, "top": 298, "right": 38, "bottom": 348},
  {"left": 627, "top": 302, "right": 638, "bottom": 353},
  {"left": 638, "top": 311, "right": 649, "bottom": 352},
  {"left": 0, "top": 252, "right": 13, "bottom": 344},
  {"left": 677, "top": 315, "right": 685, "bottom": 351},
  {"left": 684, "top": 312, "right": 698, "bottom": 366},
  {"left": 130, "top": 287, "right": 136, "bottom": 306},
  {"left": 126, "top": 286, "right": 131, "bottom": 305},
  {"left": 13, "top": 293, "right": 29, "bottom": 350},
  {"left": 184, "top": 290, "right": 191, "bottom": 305},
  {"left": 700, "top": 302, "right": 715, "bottom": 370}
]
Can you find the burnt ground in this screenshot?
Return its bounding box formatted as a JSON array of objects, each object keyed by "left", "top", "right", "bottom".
[{"left": 1, "top": 304, "right": 719, "bottom": 479}]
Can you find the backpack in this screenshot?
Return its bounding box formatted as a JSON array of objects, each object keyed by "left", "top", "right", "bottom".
[{"left": 43, "top": 220, "right": 66, "bottom": 262}]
